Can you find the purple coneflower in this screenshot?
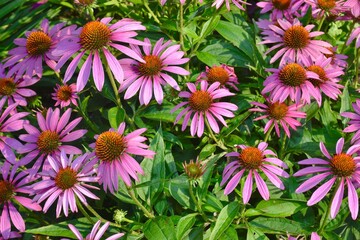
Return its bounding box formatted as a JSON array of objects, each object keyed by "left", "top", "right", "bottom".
[
  {"left": 344, "top": 0, "right": 360, "bottom": 17},
  {"left": 262, "top": 62, "right": 322, "bottom": 105},
  {"left": 294, "top": 138, "right": 360, "bottom": 219},
  {"left": 259, "top": 18, "right": 332, "bottom": 64},
  {"left": 212, "top": 0, "right": 250, "bottom": 11},
  {"left": 67, "top": 220, "right": 124, "bottom": 240},
  {"left": 341, "top": 99, "right": 360, "bottom": 144},
  {"left": 304, "top": 0, "right": 348, "bottom": 18},
  {"left": 54, "top": 18, "right": 147, "bottom": 92},
  {"left": 0, "top": 64, "right": 39, "bottom": 107},
  {"left": 19, "top": 108, "right": 87, "bottom": 173},
  {"left": 0, "top": 162, "right": 42, "bottom": 238},
  {"left": 221, "top": 142, "right": 289, "bottom": 203},
  {"left": 346, "top": 27, "right": 360, "bottom": 48},
  {"left": 324, "top": 46, "right": 348, "bottom": 68},
  {"left": 172, "top": 81, "right": 238, "bottom": 137},
  {"left": 3, "top": 19, "right": 66, "bottom": 78},
  {"left": 52, "top": 83, "right": 78, "bottom": 108},
  {"left": 250, "top": 98, "right": 306, "bottom": 137},
  {"left": 118, "top": 38, "right": 189, "bottom": 105},
  {"left": 90, "top": 122, "right": 155, "bottom": 193},
  {"left": 32, "top": 151, "right": 99, "bottom": 217},
  {"left": 257, "top": 0, "right": 297, "bottom": 20},
  {"left": 196, "top": 64, "right": 239, "bottom": 91},
  {"left": 0, "top": 100, "right": 28, "bottom": 162},
  {"left": 302, "top": 55, "right": 344, "bottom": 102}
]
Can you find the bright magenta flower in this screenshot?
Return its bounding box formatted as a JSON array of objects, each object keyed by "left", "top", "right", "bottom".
[
  {"left": 119, "top": 38, "right": 189, "bottom": 105},
  {"left": 54, "top": 18, "right": 147, "bottom": 92},
  {"left": 305, "top": 0, "right": 348, "bottom": 18},
  {"left": 90, "top": 122, "right": 155, "bottom": 193},
  {"left": 262, "top": 62, "right": 321, "bottom": 105},
  {"left": 67, "top": 220, "right": 124, "bottom": 240},
  {"left": 341, "top": 99, "right": 360, "bottom": 144},
  {"left": 196, "top": 64, "right": 239, "bottom": 91},
  {"left": 3, "top": 19, "right": 67, "bottom": 78},
  {"left": 0, "top": 162, "right": 42, "bottom": 238},
  {"left": 0, "top": 100, "right": 28, "bottom": 163},
  {"left": 0, "top": 64, "right": 39, "bottom": 107},
  {"left": 32, "top": 151, "right": 99, "bottom": 218},
  {"left": 212, "top": 0, "right": 249, "bottom": 11},
  {"left": 344, "top": 0, "right": 360, "bottom": 17},
  {"left": 52, "top": 83, "right": 78, "bottom": 108},
  {"left": 259, "top": 18, "right": 332, "bottom": 64},
  {"left": 302, "top": 55, "right": 344, "bottom": 103},
  {"left": 257, "top": 0, "right": 298, "bottom": 20},
  {"left": 19, "top": 108, "right": 87, "bottom": 173},
  {"left": 221, "top": 142, "right": 289, "bottom": 203},
  {"left": 294, "top": 138, "right": 360, "bottom": 219},
  {"left": 250, "top": 98, "right": 306, "bottom": 137},
  {"left": 346, "top": 27, "right": 360, "bottom": 48},
  {"left": 172, "top": 81, "right": 238, "bottom": 137}
]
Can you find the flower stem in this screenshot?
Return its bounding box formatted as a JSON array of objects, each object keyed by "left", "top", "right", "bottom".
[
  {"left": 205, "top": 118, "right": 227, "bottom": 150},
  {"left": 75, "top": 105, "right": 100, "bottom": 133},
  {"left": 126, "top": 186, "right": 155, "bottom": 219},
  {"left": 317, "top": 15, "right": 326, "bottom": 31},
  {"left": 84, "top": 202, "right": 128, "bottom": 230},
  {"left": 318, "top": 179, "right": 341, "bottom": 234},
  {"left": 76, "top": 198, "right": 95, "bottom": 224},
  {"left": 104, "top": 61, "right": 121, "bottom": 107},
  {"left": 179, "top": 3, "right": 185, "bottom": 52},
  {"left": 263, "top": 124, "right": 274, "bottom": 142},
  {"left": 279, "top": 132, "right": 287, "bottom": 159},
  {"left": 355, "top": 48, "right": 359, "bottom": 88},
  {"left": 340, "top": 21, "right": 355, "bottom": 54},
  {"left": 188, "top": 180, "right": 208, "bottom": 221},
  {"left": 143, "top": 0, "right": 161, "bottom": 24}
]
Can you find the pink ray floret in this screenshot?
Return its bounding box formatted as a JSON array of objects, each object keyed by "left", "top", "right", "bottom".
[
  {"left": 341, "top": 99, "right": 360, "bottom": 144},
  {"left": 250, "top": 97, "right": 306, "bottom": 137},
  {"left": 221, "top": 142, "right": 289, "bottom": 203},
  {"left": 0, "top": 162, "right": 42, "bottom": 238},
  {"left": 119, "top": 37, "right": 189, "bottom": 105},
  {"left": 3, "top": 19, "right": 68, "bottom": 78},
  {"left": 294, "top": 138, "right": 360, "bottom": 219},
  {"left": 32, "top": 151, "right": 99, "bottom": 218},
  {"left": 172, "top": 81, "right": 238, "bottom": 137},
  {"left": 65, "top": 220, "right": 124, "bottom": 240},
  {"left": 196, "top": 64, "right": 239, "bottom": 91},
  {"left": 54, "top": 17, "right": 147, "bottom": 92},
  {"left": 18, "top": 108, "right": 87, "bottom": 174},
  {"left": 89, "top": 122, "right": 155, "bottom": 193}
]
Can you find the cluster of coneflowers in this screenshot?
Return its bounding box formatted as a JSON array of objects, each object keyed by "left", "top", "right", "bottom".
[{"left": 0, "top": 0, "right": 359, "bottom": 239}]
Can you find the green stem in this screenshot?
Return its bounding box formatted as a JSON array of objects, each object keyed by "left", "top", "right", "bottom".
[
  {"left": 179, "top": 3, "right": 185, "bottom": 52},
  {"left": 318, "top": 180, "right": 341, "bottom": 234},
  {"left": 188, "top": 9, "right": 219, "bottom": 58},
  {"left": 205, "top": 118, "right": 227, "bottom": 150},
  {"left": 84, "top": 203, "right": 128, "bottom": 230},
  {"left": 143, "top": 0, "right": 161, "bottom": 24},
  {"left": 279, "top": 132, "right": 287, "bottom": 159},
  {"left": 340, "top": 21, "right": 355, "bottom": 54},
  {"left": 264, "top": 124, "right": 274, "bottom": 142},
  {"left": 188, "top": 180, "right": 208, "bottom": 221},
  {"left": 75, "top": 106, "right": 99, "bottom": 133},
  {"left": 126, "top": 187, "right": 155, "bottom": 219},
  {"left": 104, "top": 61, "right": 121, "bottom": 107},
  {"left": 317, "top": 15, "right": 326, "bottom": 31},
  {"left": 355, "top": 48, "right": 359, "bottom": 88},
  {"left": 76, "top": 199, "right": 95, "bottom": 224}
]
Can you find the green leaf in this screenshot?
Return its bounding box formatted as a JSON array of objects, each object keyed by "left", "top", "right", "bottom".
[
  {"left": 219, "top": 226, "right": 238, "bottom": 240},
  {"left": 246, "top": 226, "right": 270, "bottom": 240},
  {"left": 182, "top": 227, "right": 204, "bottom": 240},
  {"left": 0, "top": 0, "right": 23, "bottom": 19},
  {"left": 139, "top": 104, "right": 179, "bottom": 123},
  {"left": 144, "top": 216, "right": 176, "bottom": 240},
  {"left": 199, "top": 144, "right": 216, "bottom": 160},
  {"left": 107, "top": 106, "right": 125, "bottom": 129},
  {"left": 26, "top": 218, "right": 94, "bottom": 238},
  {"left": 340, "top": 82, "right": 351, "bottom": 124},
  {"left": 169, "top": 175, "right": 195, "bottom": 210},
  {"left": 249, "top": 217, "right": 311, "bottom": 235},
  {"left": 319, "top": 99, "right": 338, "bottom": 126},
  {"left": 245, "top": 199, "right": 307, "bottom": 218},
  {"left": 196, "top": 40, "right": 251, "bottom": 67},
  {"left": 203, "top": 193, "right": 224, "bottom": 212},
  {"left": 176, "top": 213, "right": 198, "bottom": 240},
  {"left": 209, "top": 202, "right": 240, "bottom": 240},
  {"left": 199, "top": 15, "right": 220, "bottom": 40}
]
